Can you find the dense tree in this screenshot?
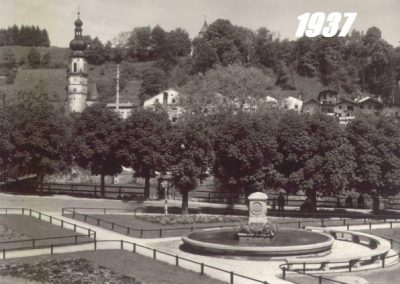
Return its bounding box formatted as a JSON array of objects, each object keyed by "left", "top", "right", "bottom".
[
  {"left": 277, "top": 112, "right": 355, "bottom": 211},
  {"left": 70, "top": 104, "right": 124, "bottom": 196},
  {"left": 121, "top": 108, "right": 171, "bottom": 199},
  {"left": 191, "top": 38, "right": 218, "bottom": 74},
  {"left": 0, "top": 25, "right": 50, "bottom": 46},
  {"left": 213, "top": 112, "right": 278, "bottom": 197},
  {"left": 168, "top": 116, "right": 214, "bottom": 214},
  {"left": 5, "top": 86, "right": 67, "bottom": 191},
  {"left": 181, "top": 64, "right": 275, "bottom": 113},
  {"left": 0, "top": 48, "right": 16, "bottom": 69},
  {"left": 41, "top": 51, "right": 51, "bottom": 67},
  {"left": 27, "top": 47, "right": 40, "bottom": 68},
  {"left": 139, "top": 67, "right": 167, "bottom": 103},
  {"left": 85, "top": 37, "right": 109, "bottom": 65},
  {"left": 128, "top": 26, "right": 153, "bottom": 61},
  {"left": 167, "top": 28, "right": 191, "bottom": 57}
]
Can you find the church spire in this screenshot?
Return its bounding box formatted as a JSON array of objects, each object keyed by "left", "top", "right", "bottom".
[{"left": 199, "top": 15, "right": 208, "bottom": 37}]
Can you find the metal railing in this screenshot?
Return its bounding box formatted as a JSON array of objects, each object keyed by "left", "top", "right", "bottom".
[{"left": 0, "top": 208, "right": 96, "bottom": 252}]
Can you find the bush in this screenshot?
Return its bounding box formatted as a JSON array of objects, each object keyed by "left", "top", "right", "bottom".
[{"left": 136, "top": 214, "right": 245, "bottom": 226}]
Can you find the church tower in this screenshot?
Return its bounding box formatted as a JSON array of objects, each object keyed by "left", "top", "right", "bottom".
[{"left": 67, "top": 12, "right": 88, "bottom": 113}]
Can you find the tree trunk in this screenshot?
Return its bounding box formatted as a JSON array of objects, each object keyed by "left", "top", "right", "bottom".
[
  {"left": 100, "top": 174, "right": 105, "bottom": 198},
  {"left": 39, "top": 173, "right": 44, "bottom": 195},
  {"left": 144, "top": 173, "right": 150, "bottom": 200},
  {"left": 181, "top": 190, "right": 189, "bottom": 215},
  {"left": 309, "top": 188, "right": 317, "bottom": 212}
]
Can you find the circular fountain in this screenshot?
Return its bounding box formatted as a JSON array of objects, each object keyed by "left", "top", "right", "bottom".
[{"left": 182, "top": 192, "right": 334, "bottom": 257}]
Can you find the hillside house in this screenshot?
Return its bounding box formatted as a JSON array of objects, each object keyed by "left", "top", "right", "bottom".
[
  {"left": 143, "top": 88, "right": 184, "bottom": 121},
  {"left": 282, "top": 96, "right": 303, "bottom": 113},
  {"left": 302, "top": 98, "right": 320, "bottom": 114}
]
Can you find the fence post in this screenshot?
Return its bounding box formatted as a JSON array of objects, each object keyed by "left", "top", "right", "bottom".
[
  {"left": 22, "top": 208, "right": 25, "bottom": 215},
  {"left": 29, "top": 209, "right": 32, "bottom": 216},
  {"left": 321, "top": 219, "right": 324, "bottom": 227},
  {"left": 50, "top": 216, "right": 52, "bottom": 224},
  {"left": 390, "top": 221, "right": 393, "bottom": 229},
  {"left": 120, "top": 240, "right": 123, "bottom": 250},
  {"left": 159, "top": 229, "right": 162, "bottom": 237},
  {"left": 230, "top": 272, "right": 234, "bottom": 284},
  {"left": 298, "top": 221, "right": 301, "bottom": 229},
  {"left": 61, "top": 220, "right": 64, "bottom": 228},
  {"left": 74, "top": 224, "right": 77, "bottom": 232},
  {"left": 343, "top": 219, "right": 346, "bottom": 226},
  {"left": 282, "top": 267, "right": 286, "bottom": 279},
  {"left": 303, "top": 262, "right": 305, "bottom": 273},
  {"left": 153, "top": 249, "right": 156, "bottom": 259},
  {"left": 369, "top": 222, "right": 372, "bottom": 230},
  {"left": 347, "top": 224, "right": 350, "bottom": 231},
  {"left": 50, "top": 244, "right": 53, "bottom": 255},
  {"left": 2, "top": 249, "right": 4, "bottom": 259},
  {"left": 319, "top": 276, "right": 322, "bottom": 284},
  {"left": 75, "top": 235, "right": 78, "bottom": 244},
  {"left": 133, "top": 243, "right": 136, "bottom": 253},
  {"left": 84, "top": 215, "right": 87, "bottom": 222},
  {"left": 119, "top": 187, "right": 122, "bottom": 199},
  {"left": 97, "top": 218, "right": 100, "bottom": 226},
  {"left": 140, "top": 230, "right": 143, "bottom": 238},
  {"left": 200, "top": 263, "right": 204, "bottom": 275},
  {"left": 32, "top": 239, "right": 35, "bottom": 248},
  {"left": 39, "top": 212, "right": 41, "bottom": 220},
  {"left": 94, "top": 239, "right": 97, "bottom": 251},
  {"left": 127, "top": 227, "right": 130, "bottom": 235},
  {"left": 175, "top": 255, "right": 179, "bottom": 266},
  {"left": 94, "top": 186, "right": 97, "bottom": 197},
  {"left": 382, "top": 256, "right": 385, "bottom": 268}
]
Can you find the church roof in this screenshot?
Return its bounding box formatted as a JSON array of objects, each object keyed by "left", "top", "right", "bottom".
[{"left": 199, "top": 19, "right": 208, "bottom": 35}]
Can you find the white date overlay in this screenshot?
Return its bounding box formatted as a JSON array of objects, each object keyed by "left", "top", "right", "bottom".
[{"left": 296, "top": 12, "right": 357, "bottom": 37}]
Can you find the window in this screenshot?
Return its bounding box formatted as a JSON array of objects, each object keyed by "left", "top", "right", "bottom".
[
  {"left": 339, "top": 106, "right": 342, "bottom": 110},
  {"left": 73, "top": 63, "right": 77, "bottom": 73},
  {"left": 295, "top": 105, "right": 298, "bottom": 109},
  {"left": 347, "top": 106, "right": 354, "bottom": 111},
  {"left": 359, "top": 105, "right": 364, "bottom": 109},
  {"left": 172, "top": 98, "right": 176, "bottom": 104}
]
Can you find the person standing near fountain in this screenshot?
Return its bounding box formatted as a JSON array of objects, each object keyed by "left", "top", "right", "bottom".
[{"left": 277, "top": 193, "right": 285, "bottom": 215}]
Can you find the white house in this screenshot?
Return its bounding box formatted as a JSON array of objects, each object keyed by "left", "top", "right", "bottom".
[
  {"left": 282, "top": 96, "right": 303, "bottom": 113},
  {"left": 143, "top": 89, "right": 184, "bottom": 121}
]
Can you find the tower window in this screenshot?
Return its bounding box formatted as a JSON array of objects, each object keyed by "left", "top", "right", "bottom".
[{"left": 73, "top": 63, "right": 77, "bottom": 73}]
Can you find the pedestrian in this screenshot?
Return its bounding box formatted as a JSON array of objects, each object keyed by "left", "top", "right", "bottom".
[
  {"left": 277, "top": 192, "right": 285, "bottom": 214},
  {"left": 345, "top": 195, "right": 353, "bottom": 208},
  {"left": 357, "top": 193, "right": 365, "bottom": 209}
]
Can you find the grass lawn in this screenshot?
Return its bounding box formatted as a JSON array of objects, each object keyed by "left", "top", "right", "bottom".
[
  {"left": 0, "top": 250, "right": 224, "bottom": 284},
  {"left": 0, "top": 215, "right": 91, "bottom": 250}
]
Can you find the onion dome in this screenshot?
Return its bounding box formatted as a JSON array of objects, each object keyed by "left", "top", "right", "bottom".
[
  {"left": 74, "top": 17, "right": 83, "bottom": 27},
  {"left": 69, "top": 12, "right": 87, "bottom": 51},
  {"left": 70, "top": 38, "right": 87, "bottom": 51}
]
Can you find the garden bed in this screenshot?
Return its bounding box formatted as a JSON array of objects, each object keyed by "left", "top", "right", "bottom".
[{"left": 0, "top": 250, "right": 224, "bottom": 284}]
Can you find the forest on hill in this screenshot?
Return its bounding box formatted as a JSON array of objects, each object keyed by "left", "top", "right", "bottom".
[{"left": 1, "top": 19, "right": 400, "bottom": 105}]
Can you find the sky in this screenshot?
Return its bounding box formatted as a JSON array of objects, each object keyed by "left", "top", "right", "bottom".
[{"left": 0, "top": 0, "right": 399, "bottom": 47}]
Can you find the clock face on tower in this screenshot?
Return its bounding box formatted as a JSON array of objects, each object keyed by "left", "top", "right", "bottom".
[{"left": 250, "top": 201, "right": 263, "bottom": 215}]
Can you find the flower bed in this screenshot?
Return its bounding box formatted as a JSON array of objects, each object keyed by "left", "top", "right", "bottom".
[
  {"left": 0, "top": 258, "right": 139, "bottom": 284},
  {"left": 136, "top": 214, "right": 245, "bottom": 226},
  {"left": 235, "top": 222, "right": 278, "bottom": 238}
]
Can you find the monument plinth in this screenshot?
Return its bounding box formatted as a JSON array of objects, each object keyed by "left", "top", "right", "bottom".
[{"left": 248, "top": 192, "right": 268, "bottom": 224}]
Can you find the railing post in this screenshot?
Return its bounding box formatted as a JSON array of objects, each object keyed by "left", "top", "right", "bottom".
[
  {"left": 2, "top": 249, "right": 4, "bottom": 259},
  {"left": 319, "top": 276, "right": 322, "bottom": 284},
  {"left": 120, "top": 240, "right": 123, "bottom": 250},
  {"left": 119, "top": 187, "right": 122, "bottom": 199},
  {"left": 50, "top": 216, "right": 52, "bottom": 224},
  {"left": 94, "top": 239, "right": 97, "bottom": 251},
  {"left": 159, "top": 229, "right": 162, "bottom": 237},
  {"left": 175, "top": 255, "right": 179, "bottom": 266},
  {"left": 29, "top": 209, "right": 32, "bottom": 216},
  {"left": 32, "top": 239, "right": 35, "bottom": 248},
  {"left": 39, "top": 212, "right": 41, "bottom": 220},
  {"left": 298, "top": 221, "right": 301, "bottom": 229},
  {"left": 61, "top": 220, "right": 64, "bottom": 228},
  {"left": 74, "top": 224, "right": 77, "bottom": 232},
  {"left": 94, "top": 186, "right": 97, "bottom": 197},
  {"left": 390, "top": 221, "right": 393, "bottom": 229},
  {"left": 347, "top": 224, "right": 350, "bottom": 231},
  {"left": 200, "top": 263, "right": 204, "bottom": 275},
  {"left": 50, "top": 244, "right": 53, "bottom": 255},
  {"left": 369, "top": 222, "right": 372, "bottom": 230},
  {"left": 133, "top": 243, "right": 136, "bottom": 253},
  {"left": 303, "top": 262, "right": 305, "bottom": 273},
  {"left": 140, "top": 230, "right": 143, "bottom": 238},
  {"left": 153, "top": 249, "right": 156, "bottom": 259},
  {"left": 282, "top": 267, "right": 286, "bottom": 279},
  {"left": 382, "top": 256, "right": 385, "bottom": 268},
  {"left": 75, "top": 235, "right": 78, "bottom": 244},
  {"left": 97, "top": 218, "right": 100, "bottom": 226},
  {"left": 230, "top": 271, "right": 234, "bottom": 284},
  {"left": 127, "top": 227, "right": 130, "bottom": 235},
  {"left": 22, "top": 208, "right": 25, "bottom": 215},
  {"left": 321, "top": 219, "right": 324, "bottom": 227}
]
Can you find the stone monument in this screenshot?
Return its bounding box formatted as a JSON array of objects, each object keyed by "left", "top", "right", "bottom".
[{"left": 248, "top": 192, "right": 268, "bottom": 224}]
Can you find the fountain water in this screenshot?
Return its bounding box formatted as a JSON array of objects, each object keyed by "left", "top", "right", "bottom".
[{"left": 182, "top": 192, "right": 334, "bottom": 256}]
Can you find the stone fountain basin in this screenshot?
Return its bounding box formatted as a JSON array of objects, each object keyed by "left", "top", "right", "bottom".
[{"left": 182, "top": 228, "right": 334, "bottom": 256}]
